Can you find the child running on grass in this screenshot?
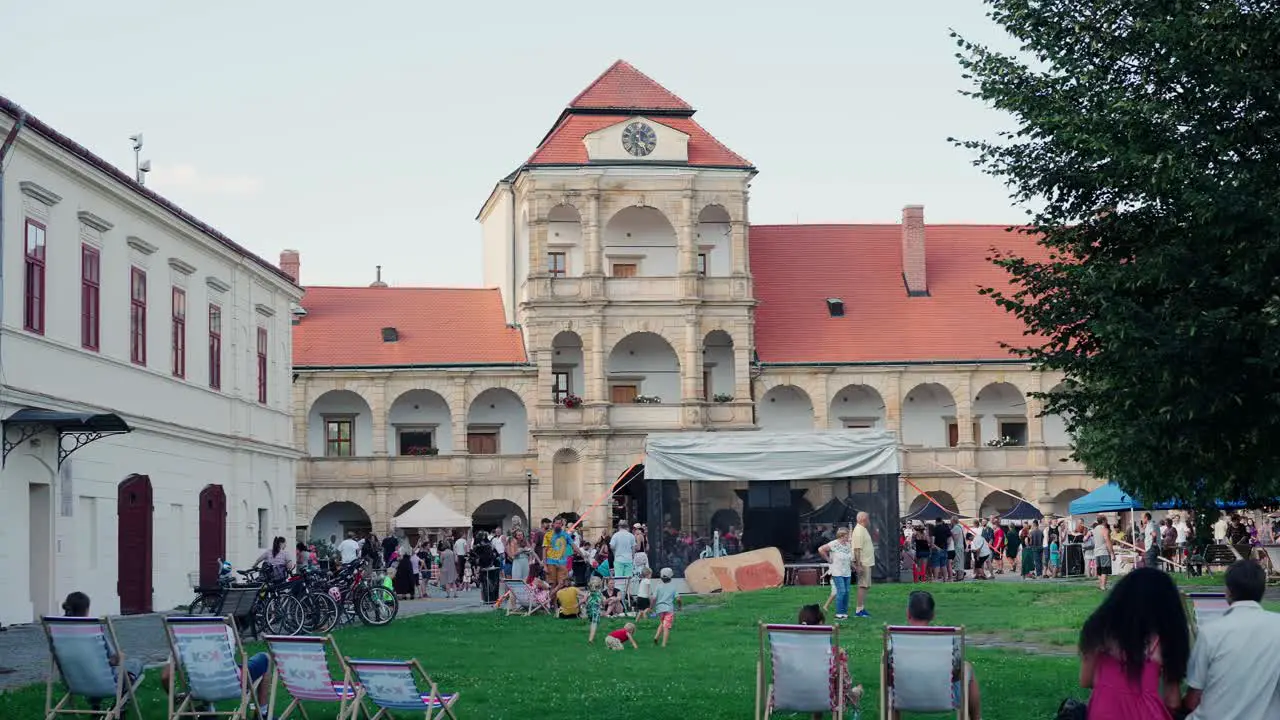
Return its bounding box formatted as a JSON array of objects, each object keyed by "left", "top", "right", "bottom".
[
  {"left": 605, "top": 623, "right": 639, "bottom": 651},
  {"left": 585, "top": 576, "right": 605, "bottom": 643},
  {"left": 651, "top": 567, "right": 682, "bottom": 647}
]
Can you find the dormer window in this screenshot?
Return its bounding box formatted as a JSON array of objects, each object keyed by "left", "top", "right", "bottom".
[{"left": 826, "top": 298, "right": 845, "bottom": 317}]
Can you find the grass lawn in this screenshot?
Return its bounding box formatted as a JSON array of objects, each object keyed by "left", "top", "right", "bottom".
[{"left": 3, "top": 577, "right": 1269, "bottom": 719}]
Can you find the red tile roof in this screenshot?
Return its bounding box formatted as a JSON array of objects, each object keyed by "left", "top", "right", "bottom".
[
  {"left": 528, "top": 114, "right": 751, "bottom": 168},
  {"left": 750, "top": 224, "right": 1049, "bottom": 363},
  {"left": 569, "top": 60, "right": 692, "bottom": 111},
  {"left": 292, "top": 287, "right": 527, "bottom": 368}
]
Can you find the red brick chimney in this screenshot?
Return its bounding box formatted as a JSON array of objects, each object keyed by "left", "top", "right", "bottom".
[
  {"left": 901, "top": 205, "right": 927, "bottom": 296},
  {"left": 279, "top": 249, "right": 300, "bottom": 283}
]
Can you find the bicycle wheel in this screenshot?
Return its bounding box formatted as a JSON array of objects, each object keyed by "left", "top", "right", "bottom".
[
  {"left": 300, "top": 591, "right": 338, "bottom": 634},
  {"left": 266, "top": 595, "right": 306, "bottom": 636},
  {"left": 355, "top": 586, "right": 399, "bottom": 626},
  {"left": 187, "top": 592, "right": 218, "bottom": 615}
]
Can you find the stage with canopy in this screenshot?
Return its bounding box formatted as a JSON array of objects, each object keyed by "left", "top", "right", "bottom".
[{"left": 641, "top": 430, "right": 901, "bottom": 581}]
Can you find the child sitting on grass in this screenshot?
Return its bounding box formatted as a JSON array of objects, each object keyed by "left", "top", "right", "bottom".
[
  {"left": 651, "top": 567, "right": 682, "bottom": 647},
  {"left": 798, "top": 604, "right": 864, "bottom": 717},
  {"left": 606, "top": 623, "right": 639, "bottom": 651}
]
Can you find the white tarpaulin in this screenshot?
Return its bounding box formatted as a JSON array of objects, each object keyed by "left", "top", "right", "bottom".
[
  {"left": 393, "top": 492, "right": 472, "bottom": 529},
  {"left": 644, "top": 430, "right": 900, "bottom": 481}
]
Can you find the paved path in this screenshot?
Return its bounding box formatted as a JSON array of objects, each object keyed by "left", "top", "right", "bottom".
[{"left": 0, "top": 590, "right": 493, "bottom": 692}]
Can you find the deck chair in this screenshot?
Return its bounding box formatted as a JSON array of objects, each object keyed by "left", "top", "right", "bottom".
[
  {"left": 164, "top": 616, "right": 257, "bottom": 720},
  {"left": 346, "top": 658, "right": 458, "bottom": 720},
  {"left": 755, "top": 623, "right": 845, "bottom": 720},
  {"left": 42, "top": 616, "right": 144, "bottom": 720},
  {"left": 1185, "top": 592, "right": 1231, "bottom": 637},
  {"left": 880, "top": 625, "right": 969, "bottom": 720},
  {"left": 503, "top": 579, "right": 550, "bottom": 617},
  {"left": 218, "top": 587, "right": 263, "bottom": 640},
  {"left": 263, "top": 635, "right": 360, "bottom": 720},
  {"left": 611, "top": 574, "right": 633, "bottom": 615}
]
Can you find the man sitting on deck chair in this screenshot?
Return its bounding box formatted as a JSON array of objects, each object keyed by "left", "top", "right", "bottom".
[{"left": 899, "top": 591, "right": 983, "bottom": 720}]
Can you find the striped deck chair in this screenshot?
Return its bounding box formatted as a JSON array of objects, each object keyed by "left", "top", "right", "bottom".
[
  {"left": 504, "top": 579, "right": 549, "bottom": 617},
  {"left": 880, "top": 625, "right": 969, "bottom": 720},
  {"left": 755, "top": 623, "right": 845, "bottom": 720},
  {"left": 263, "top": 635, "right": 360, "bottom": 720},
  {"left": 1185, "top": 592, "right": 1231, "bottom": 637},
  {"left": 42, "top": 616, "right": 144, "bottom": 720},
  {"left": 164, "top": 616, "right": 257, "bottom": 720},
  {"left": 346, "top": 658, "right": 458, "bottom": 720}
]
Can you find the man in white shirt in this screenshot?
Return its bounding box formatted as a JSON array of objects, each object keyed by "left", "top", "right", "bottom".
[
  {"left": 1213, "top": 514, "right": 1229, "bottom": 543},
  {"left": 1142, "top": 513, "right": 1160, "bottom": 569},
  {"left": 338, "top": 531, "right": 360, "bottom": 564},
  {"left": 851, "top": 512, "right": 877, "bottom": 618},
  {"left": 1184, "top": 560, "right": 1280, "bottom": 719},
  {"left": 609, "top": 520, "right": 636, "bottom": 577}
]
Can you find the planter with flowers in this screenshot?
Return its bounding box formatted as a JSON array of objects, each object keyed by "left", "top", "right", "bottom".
[
  {"left": 986, "top": 436, "right": 1017, "bottom": 448},
  {"left": 405, "top": 446, "right": 439, "bottom": 456},
  {"left": 556, "top": 394, "right": 584, "bottom": 424},
  {"left": 561, "top": 394, "right": 583, "bottom": 409},
  {"left": 708, "top": 394, "right": 736, "bottom": 423},
  {"left": 712, "top": 393, "right": 734, "bottom": 403},
  {"left": 634, "top": 395, "right": 662, "bottom": 404}
]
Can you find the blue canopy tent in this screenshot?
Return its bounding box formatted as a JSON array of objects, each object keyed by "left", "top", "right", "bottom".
[
  {"left": 902, "top": 501, "right": 957, "bottom": 522},
  {"left": 1000, "top": 499, "right": 1044, "bottom": 521},
  {"left": 1069, "top": 484, "right": 1144, "bottom": 515}
]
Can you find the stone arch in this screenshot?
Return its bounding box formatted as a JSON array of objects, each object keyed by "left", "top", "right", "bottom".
[
  {"left": 758, "top": 385, "right": 815, "bottom": 431},
  {"left": 307, "top": 389, "right": 373, "bottom": 457},
  {"left": 981, "top": 490, "right": 1023, "bottom": 521},
  {"left": 387, "top": 388, "right": 452, "bottom": 456},
  {"left": 471, "top": 499, "right": 526, "bottom": 534},
  {"left": 466, "top": 387, "right": 528, "bottom": 454},
  {"left": 603, "top": 205, "right": 677, "bottom": 276},
  {"left": 1042, "top": 382, "right": 1072, "bottom": 447},
  {"left": 551, "top": 331, "right": 584, "bottom": 403},
  {"left": 547, "top": 204, "right": 583, "bottom": 276},
  {"left": 907, "top": 490, "right": 959, "bottom": 515},
  {"left": 710, "top": 508, "right": 742, "bottom": 534},
  {"left": 828, "top": 384, "right": 887, "bottom": 430},
  {"left": 702, "top": 330, "right": 735, "bottom": 401},
  {"left": 902, "top": 383, "right": 957, "bottom": 447},
  {"left": 695, "top": 205, "right": 732, "bottom": 276},
  {"left": 1051, "top": 488, "right": 1088, "bottom": 518},
  {"left": 310, "top": 501, "right": 372, "bottom": 545},
  {"left": 608, "top": 332, "right": 681, "bottom": 404},
  {"left": 552, "top": 448, "right": 582, "bottom": 506},
  {"left": 973, "top": 382, "right": 1028, "bottom": 446}
]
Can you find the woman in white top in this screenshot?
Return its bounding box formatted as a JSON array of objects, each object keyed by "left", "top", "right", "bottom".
[
  {"left": 818, "top": 527, "right": 855, "bottom": 620},
  {"left": 970, "top": 528, "right": 991, "bottom": 579}
]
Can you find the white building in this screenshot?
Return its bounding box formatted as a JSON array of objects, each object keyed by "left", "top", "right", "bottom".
[{"left": 0, "top": 97, "right": 303, "bottom": 624}]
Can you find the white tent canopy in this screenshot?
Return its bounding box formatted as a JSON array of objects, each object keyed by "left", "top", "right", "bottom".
[
  {"left": 644, "top": 430, "right": 900, "bottom": 481},
  {"left": 393, "top": 492, "right": 472, "bottom": 529}
]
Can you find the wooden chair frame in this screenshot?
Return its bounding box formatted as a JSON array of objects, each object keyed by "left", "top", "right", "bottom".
[
  {"left": 263, "top": 634, "right": 360, "bottom": 720},
  {"left": 346, "top": 657, "right": 458, "bottom": 720},
  {"left": 163, "top": 615, "right": 256, "bottom": 720},
  {"left": 42, "top": 616, "right": 144, "bottom": 720},
  {"left": 879, "top": 624, "right": 968, "bottom": 720},
  {"left": 755, "top": 623, "right": 844, "bottom": 720}
]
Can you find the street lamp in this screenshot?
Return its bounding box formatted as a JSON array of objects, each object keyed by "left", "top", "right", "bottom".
[{"left": 525, "top": 470, "right": 534, "bottom": 528}]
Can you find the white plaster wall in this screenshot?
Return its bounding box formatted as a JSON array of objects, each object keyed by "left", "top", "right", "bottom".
[
  {"left": 1043, "top": 410, "right": 1071, "bottom": 447},
  {"left": 480, "top": 187, "right": 515, "bottom": 322},
  {"left": 973, "top": 382, "right": 1026, "bottom": 445},
  {"left": 828, "top": 385, "right": 886, "bottom": 429},
  {"left": 547, "top": 215, "right": 583, "bottom": 276},
  {"left": 467, "top": 389, "right": 528, "bottom": 453},
  {"left": 551, "top": 335, "right": 585, "bottom": 398},
  {"left": 608, "top": 333, "right": 681, "bottom": 401},
  {"left": 307, "top": 391, "right": 374, "bottom": 456},
  {"left": 583, "top": 117, "right": 690, "bottom": 163},
  {"left": 902, "top": 384, "right": 954, "bottom": 447},
  {"left": 603, "top": 206, "right": 678, "bottom": 276},
  {"left": 703, "top": 332, "right": 735, "bottom": 398},
  {"left": 386, "top": 389, "right": 453, "bottom": 455},
  {"left": 515, "top": 209, "right": 529, "bottom": 313},
  {"left": 696, "top": 221, "right": 732, "bottom": 276},
  {"left": 758, "top": 386, "right": 815, "bottom": 431}
]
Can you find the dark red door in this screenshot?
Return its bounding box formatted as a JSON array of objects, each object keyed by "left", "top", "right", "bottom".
[
  {"left": 117, "top": 474, "right": 153, "bottom": 615},
  {"left": 198, "top": 485, "right": 227, "bottom": 588}
]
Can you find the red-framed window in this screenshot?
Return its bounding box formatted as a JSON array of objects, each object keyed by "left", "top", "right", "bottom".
[
  {"left": 171, "top": 287, "right": 186, "bottom": 378},
  {"left": 23, "top": 219, "right": 47, "bottom": 334},
  {"left": 81, "top": 245, "right": 101, "bottom": 350},
  {"left": 130, "top": 267, "right": 147, "bottom": 365},
  {"left": 208, "top": 304, "right": 222, "bottom": 390},
  {"left": 256, "top": 327, "right": 268, "bottom": 403}
]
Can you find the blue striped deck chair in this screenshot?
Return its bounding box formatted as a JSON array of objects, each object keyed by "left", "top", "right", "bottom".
[
  {"left": 264, "top": 635, "right": 360, "bottom": 720},
  {"left": 164, "top": 616, "right": 256, "bottom": 720},
  {"left": 42, "top": 615, "right": 144, "bottom": 720},
  {"left": 346, "top": 658, "right": 458, "bottom": 720}
]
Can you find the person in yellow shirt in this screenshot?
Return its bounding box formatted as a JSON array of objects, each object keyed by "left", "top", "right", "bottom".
[
  {"left": 555, "top": 584, "right": 580, "bottom": 619},
  {"left": 851, "top": 511, "right": 877, "bottom": 618}
]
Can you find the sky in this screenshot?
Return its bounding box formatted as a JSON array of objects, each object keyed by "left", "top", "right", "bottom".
[{"left": 0, "top": 1, "right": 1025, "bottom": 288}]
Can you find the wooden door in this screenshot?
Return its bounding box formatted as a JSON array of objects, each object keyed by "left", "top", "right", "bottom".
[
  {"left": 947, "top": 423, "right": 960, "bottom": 448},
  {"left": 467, "top": 432, "right": 498, "bottom": 455},
  {"left": 198, "top": 484, "right": 227, "bottom": 588},
  {"left": 611, "top": 385, "right": 638, "bottom": 404},
  {"left": 117, "top": 474, "right": 153, "bottom": 614},
  {"left": 611, "top": 263, "right": 637, "bottom": 278}
]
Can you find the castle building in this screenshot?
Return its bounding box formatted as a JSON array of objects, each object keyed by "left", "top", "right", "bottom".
[{"left": 290, "top": 61, "right": 1098, "bottom": 542}]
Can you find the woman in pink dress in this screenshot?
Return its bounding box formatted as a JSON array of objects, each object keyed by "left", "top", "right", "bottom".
[{"left": 1079, "top": 567, "right": 1190, "bottom": 719}]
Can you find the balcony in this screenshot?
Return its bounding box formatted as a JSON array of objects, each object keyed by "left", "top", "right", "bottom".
[
  {"left": 608, "top": 403, "right": 684, "bottom": 428},
  {"left": 704, "top": 401, "right": 753, "bottom": 426},
  {"left": 300, "top": 453, "right": 537, "bottom": 487},
  {"left": 902, "top": 445, "right": 1084, "bottom": 475},
  {"left": 605, "top": 276, "right": 680, "bottom": 301}
]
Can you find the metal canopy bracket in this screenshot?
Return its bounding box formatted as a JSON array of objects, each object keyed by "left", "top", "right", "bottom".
[{"left": 1, "top": 408, "right": 132, "bottom": 469}]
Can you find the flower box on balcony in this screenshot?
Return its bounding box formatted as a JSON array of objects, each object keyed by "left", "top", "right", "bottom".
[
  {"left": 561, "top": 394, "right": 583, "bottom": 409},
  {"left": 634, "top": 395, "right": 662, "bottom": 404},
  {"left": 404, "top": 447, "right": 439, "bottom": 456}
]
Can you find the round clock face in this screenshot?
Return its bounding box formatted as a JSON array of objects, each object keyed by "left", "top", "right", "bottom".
[{"left": 621, "top": 121, "right": 657, "bottom": 157}]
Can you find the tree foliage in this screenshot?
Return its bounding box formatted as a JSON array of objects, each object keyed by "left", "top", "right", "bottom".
[{"left": 954, "top": 0, "right": 1280, "bottom": 513}]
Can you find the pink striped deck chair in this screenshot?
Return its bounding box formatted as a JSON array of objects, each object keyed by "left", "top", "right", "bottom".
[
  {"left": 880, "top": 625, "right": 969, "bottom": 720},
  {"left": 1184, "top": 592, "right": 1230, "bottom": 637},
  {"left": 346, "top": 658, "right": 458, "bottom": 720},
  {"left": 263, "top": 635, "right": 360, "bottom": 720},
  {"left": 42, "top": 615, "right": 144, "bottom": 720},
  {"left": 163, "top": 616, "right": 256, "bottom": 720},
  {"left": 503, "top": 579, "right": 549, "bottom": 617},
  {"left": 755, "top": 623, "right": 845, "bottom": 719}
]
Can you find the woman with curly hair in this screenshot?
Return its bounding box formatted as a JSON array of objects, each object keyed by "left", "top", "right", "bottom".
[{"left": 1078, "top": 567, "right": 1190, "bottom": 719}]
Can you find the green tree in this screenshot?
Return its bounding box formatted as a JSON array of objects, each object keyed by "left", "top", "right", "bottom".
[{"left": 953, "top": 0, "right": 1280, "bottom": 528}]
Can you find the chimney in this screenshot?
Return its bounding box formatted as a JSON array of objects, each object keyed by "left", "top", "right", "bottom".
[
  {"left": 369, "top": 265, "right": 388, "bottom": 288},
  {"left": 279, "top": 249, "right": 300, "bottom": 283},
  {"left": 901, "top": 205, "right": 928, "bottom": 297}
]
